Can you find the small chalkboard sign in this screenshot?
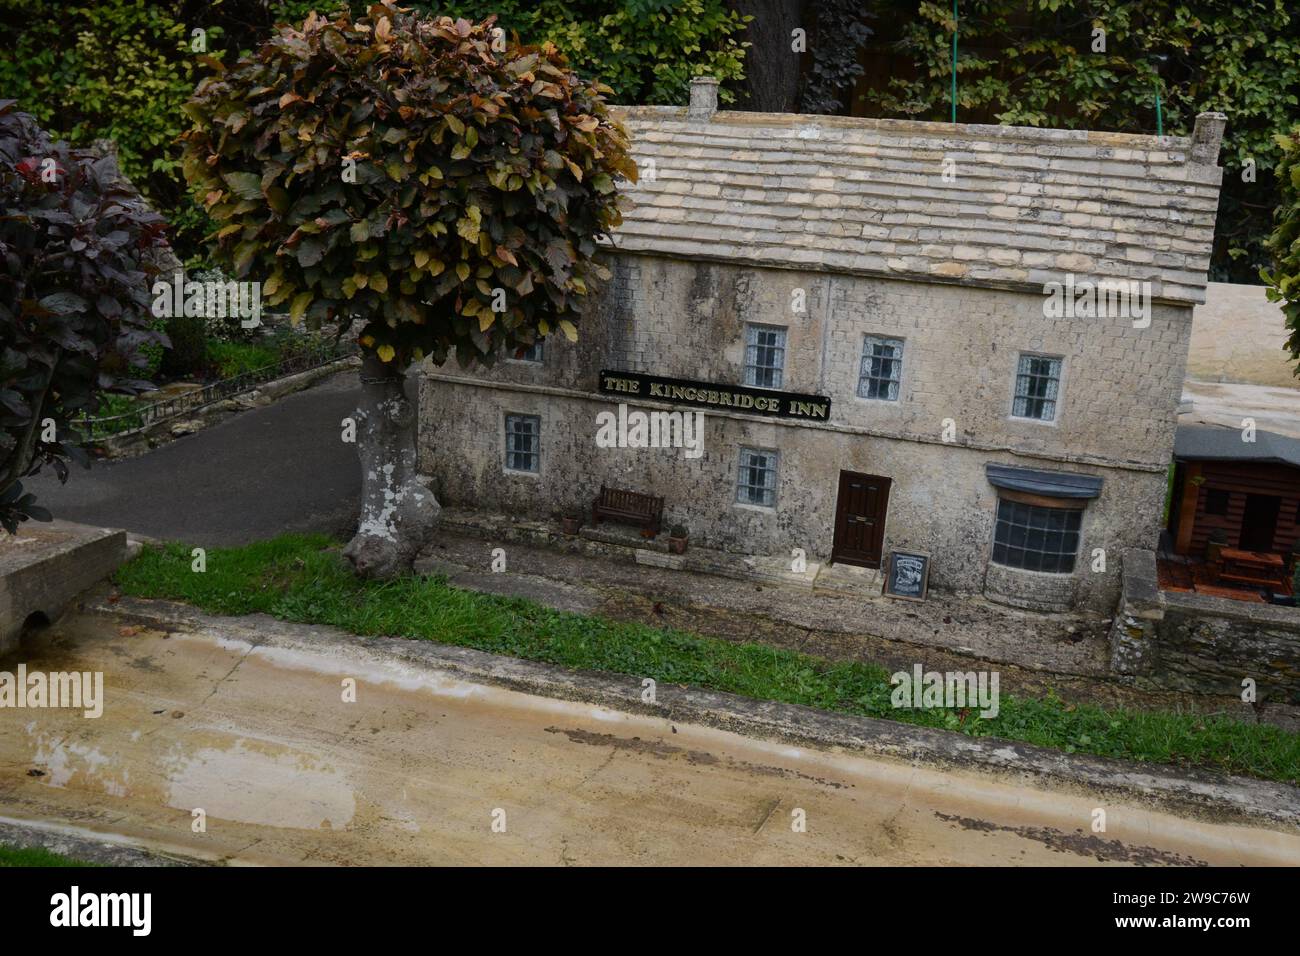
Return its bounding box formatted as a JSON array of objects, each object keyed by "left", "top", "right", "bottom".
[{"left": 883, "top": 550, "right": 930, "bottom": 601}]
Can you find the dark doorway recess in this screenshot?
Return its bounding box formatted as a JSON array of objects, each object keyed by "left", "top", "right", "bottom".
[{"left": 1239, "top": 494, "right": 1281, "bottom": 552}]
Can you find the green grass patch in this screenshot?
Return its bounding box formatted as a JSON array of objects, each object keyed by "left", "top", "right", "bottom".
[
  {"left": 115, "top": 535, "right": 1300, "bottom": 785},
  {"left": 0, "top": 843, "right": 93, "bottom": 867},
  {"left": 207, "top": 339, "right": 280, "bottom": 379},
  {"left": 90, "top": 392, "right": 146, "bottom": 434}
]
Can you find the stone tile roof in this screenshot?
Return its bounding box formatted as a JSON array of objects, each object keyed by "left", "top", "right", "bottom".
[{"left": 607, "top": 106, "right": 1226, "bottom": 305}]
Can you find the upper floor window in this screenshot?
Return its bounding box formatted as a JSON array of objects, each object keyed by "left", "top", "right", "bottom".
[
  {"left": 514, "top": 341, "right": 543, "bottom": 363},
  {"left": 744, "top": 324, "right": 786, "bottom": 389},
  {"left": 1012, "top": 354, "right": 1062, "bottom": 422},
  {"left": 991, "top": 497, "right": 1082, "bottom": 574},
  {"left": 857, "top": 335, "right": 903, "bottom": 401},
  {"left": 504, "top": 414, "right": 540, "bottom": 473},
  {"left": 736, "top": 447, "right": 779, "bottom": 508}
]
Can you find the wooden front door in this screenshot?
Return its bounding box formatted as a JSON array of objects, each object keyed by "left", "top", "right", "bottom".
[{"left": 832, "top": 471, "right": 890, "bottom": 568}]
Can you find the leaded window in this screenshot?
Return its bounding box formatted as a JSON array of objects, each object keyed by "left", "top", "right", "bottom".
[
  {"left": 744, "top": 324, "right": 786, "bottom": 389},
  {"left": 991, "top": 498, "right": 1082, "bottom": 573},
  {"left": 857, "top": 335, "right": 903, "bottom": 401},
  {"left": 1012, "top": 354, "right": 1062, "bottom": 421},
  {"left": 505, "top": 414, "right": 540, "bottom": 472}
]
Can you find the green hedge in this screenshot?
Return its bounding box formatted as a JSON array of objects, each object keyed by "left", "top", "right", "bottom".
[
  {"left": 4, "top": 0, "right": 1296, "bottom": 281},
  {"left": 0, "top": 0, "right": 748, "bottom": 261},
  {"left": 0, "top": 0, "right": 209, "bottom": 255}
]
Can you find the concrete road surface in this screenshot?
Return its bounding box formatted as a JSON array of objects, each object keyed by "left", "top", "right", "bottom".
[
  {"left": 1, "top": 611, "right": 1296, "bottom": 866},
  {"left": 24, "top": 370, "right": 374, "bottom": 547}
]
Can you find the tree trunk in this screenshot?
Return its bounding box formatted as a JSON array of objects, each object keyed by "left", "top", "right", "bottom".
[
  {"left": 343, "top": 354, "right": 440, "bottom": 579},
  {"left": 726, "top": 0, "right": 804, "bottom": 113}
]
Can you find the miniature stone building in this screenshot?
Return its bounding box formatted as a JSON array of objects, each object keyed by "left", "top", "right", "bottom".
[{"left": 418, "top": 79, "right": 1226, "bottom": 613}]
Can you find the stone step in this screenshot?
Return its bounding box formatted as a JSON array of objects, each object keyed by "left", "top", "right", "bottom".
[{"left": 813, "top": 561, "right": 883, "bottom": 596}]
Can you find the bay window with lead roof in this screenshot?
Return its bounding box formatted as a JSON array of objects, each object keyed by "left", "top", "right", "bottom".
[
  {"left": 985, "top": 464, "right": 1102, "bottom": 575},
  {"left": 991, "top": 495, "right": 1083, "bottom": 573}
]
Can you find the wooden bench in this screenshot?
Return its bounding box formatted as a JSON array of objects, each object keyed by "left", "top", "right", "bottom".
[
  {"left": 1217, "top": 548, "right": 1287, "bottom": 590},
  {"left": 592, "top": 485, "right": 663, "bottom": 536}
]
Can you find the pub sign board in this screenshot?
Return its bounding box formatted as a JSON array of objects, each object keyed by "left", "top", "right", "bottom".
[
  {"left": 883, "top": 550, "right": 930, "bottom": 601},
  {"left": 599, "top": 370, "right": 831, "bottom": 422}
]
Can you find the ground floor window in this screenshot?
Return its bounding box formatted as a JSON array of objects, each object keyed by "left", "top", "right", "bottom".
[
  {"left": 504, "top": 413, "right": 540, "bottom": 473},
  {"left": 991, "top": 496, "right": 1082, "bottom": 573},
  {"left": 736, "top": 447, "right": 778, "bottom": 507}
]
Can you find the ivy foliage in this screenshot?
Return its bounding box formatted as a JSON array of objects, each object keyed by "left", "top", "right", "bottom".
[
  {"left": 180, "top": 4, "right": 636, "bottom": 371},
  {"left": 1264, "top": 126, "right": 1300, "bottom": 376},
  {"left": 861, "top": 0, "right": 1300, "bottom": 280},
  {"left": 0, "top": 103, "right": 169, "bottom": 531}
]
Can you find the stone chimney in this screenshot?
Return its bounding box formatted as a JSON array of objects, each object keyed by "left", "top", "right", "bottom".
[
  {"left": 688, "top": 76, "right": 719, "bottom": 122},
  {"left": 1190, "top": 111, "right": 1227, "bottom": 166}
]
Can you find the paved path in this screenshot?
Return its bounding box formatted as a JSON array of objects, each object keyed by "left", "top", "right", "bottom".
[
  {"left": 27, "top": 371, "right": 368, "bottom": 547},
  {"left": 1, "top": 610, "right": 1295, "bottom": 866}
]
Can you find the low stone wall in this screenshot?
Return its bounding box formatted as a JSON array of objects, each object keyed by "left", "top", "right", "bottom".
[
  {"left": 1110, "top": 549, "right": 1300, "bottom": 704},
  {"left": 99, "top": 356, "right": 359, "bottom": 459},
  {"left": 0, "top": 521, "right": 127, "bottom": 656},
  {"left": 984, "top": 562, "right": 1076, "bottom": 613}
]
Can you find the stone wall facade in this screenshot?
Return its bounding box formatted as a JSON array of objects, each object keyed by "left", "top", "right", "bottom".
[
  {"left": 1111, "top": 549, "right": 1300, "bottom": 703},
  {"left": 419, "top": 252, "right": 1191, "bottom": 612}
]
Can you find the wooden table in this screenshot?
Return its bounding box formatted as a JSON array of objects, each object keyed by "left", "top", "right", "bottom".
[{"left": 1217, "top": 548, "right": 1287, "bottom": 590}]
